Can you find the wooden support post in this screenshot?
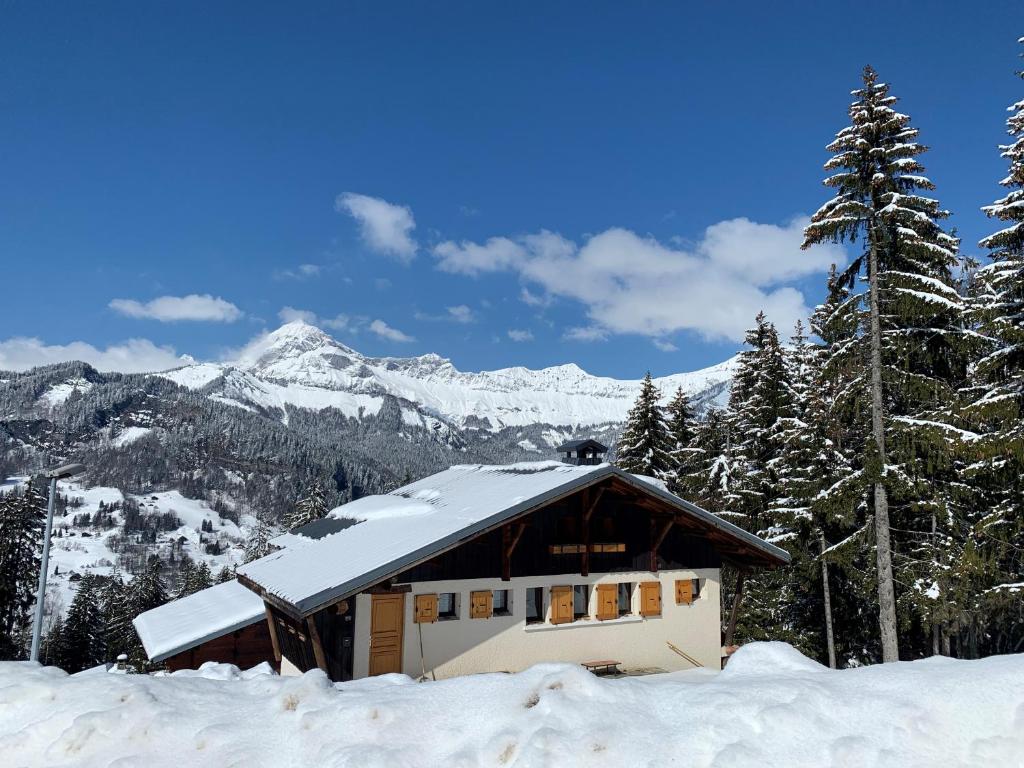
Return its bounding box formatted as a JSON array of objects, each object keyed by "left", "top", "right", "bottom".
[
  {"left": 306, "top": 614, "right": 328, "bottom": 673},
  {"left": 724, "top": 570, "right": 746, "bottom": 648},
  {"left": 264, "top": 605, "right": 282, "bottom": 669},
  {"left": 649, "top": 518, "right": 673, "bottom": 572},
  {"left": 580, "top": 486, "right": 605, "bottom": 578},
  {"left": 501, "top": 522, "right": 527, "bottom": 581}
]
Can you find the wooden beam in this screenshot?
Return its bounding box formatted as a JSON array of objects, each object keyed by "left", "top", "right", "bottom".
[
  {"left": 723, "top": 571, "right": 747, "bottom": 648},
  {"left": 306, "top": 615, "right": 328, "bottom": 673},
  {"left": 501, "top": 521, "right": 527, "bottom": 581},
  {"left": 264, "top": 605, "right": 282, "bottom": 669},
  {"left": 649, "top": 518, "right": 674, "bottom": 571},
  {"left": 583, "top": 486, "right": 606, "bottom": 522}
]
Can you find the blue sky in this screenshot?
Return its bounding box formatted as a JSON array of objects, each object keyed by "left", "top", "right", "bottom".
[{"left": 1, "top": 1, "right": 1020, "bottom": 377}]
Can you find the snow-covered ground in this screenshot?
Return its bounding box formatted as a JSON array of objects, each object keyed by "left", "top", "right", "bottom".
[{"left": 1, "top": 643, "right": 1021, "bottom": 767}]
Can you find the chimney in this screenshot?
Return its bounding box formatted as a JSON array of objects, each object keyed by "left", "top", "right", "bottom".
[{"left": 556, "top": 439, "right": 609, "bottom": 466}]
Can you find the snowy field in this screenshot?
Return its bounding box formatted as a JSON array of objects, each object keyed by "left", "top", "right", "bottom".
[{"left": 1, "top": 643, "right": 1022, "bottom": 768}]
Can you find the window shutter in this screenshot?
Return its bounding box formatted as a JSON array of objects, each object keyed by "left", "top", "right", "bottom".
[
  {"left": 675, "top": 579, "right": 693, "bottom": 605},
  {"left": 414, "top": 593, "right": 438, "bottom": 624},
  {"left": 470, "top": 590, "right": 493, "bottom": 619},
  {"left": 596, "top": 584, "right": 617, "bottom": 621},
  {"left": 640, "top": 581, "right": 661, "bottom": 617},
  {"left": 550, "top": 586, "right": 573, "bottom": 624}
]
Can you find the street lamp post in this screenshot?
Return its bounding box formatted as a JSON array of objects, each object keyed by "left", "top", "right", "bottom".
[{"left": 29, "top": 463, "right": 85, "bottom": 663}]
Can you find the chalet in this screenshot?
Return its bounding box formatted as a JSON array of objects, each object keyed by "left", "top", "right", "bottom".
[
  {"left": 133, "top": 579, "right": 276, "bottom": 672},
  {"left": 229, "top": 456, "right": 788, "bottom": 681}
]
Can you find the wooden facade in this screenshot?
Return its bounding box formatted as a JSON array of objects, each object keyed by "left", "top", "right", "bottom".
[{"left": 162, "top": 620, "right": 276, "bottom": 673}]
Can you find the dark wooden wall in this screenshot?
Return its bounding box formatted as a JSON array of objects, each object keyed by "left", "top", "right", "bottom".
[
  {"left": 395, "top": 483, "right": 721, "bottom": 585},
  {"left": 163, "top": 620, "right": 276, "bottom": 672}
]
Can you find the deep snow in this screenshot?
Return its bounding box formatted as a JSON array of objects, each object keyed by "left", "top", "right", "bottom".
[{"left": 1, "top": 643, "right": 1022, "bottom": 768}]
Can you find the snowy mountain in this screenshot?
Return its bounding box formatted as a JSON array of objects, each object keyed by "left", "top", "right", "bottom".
[{"left": 159, "top": 321, "right": 737, "bottom": 431}]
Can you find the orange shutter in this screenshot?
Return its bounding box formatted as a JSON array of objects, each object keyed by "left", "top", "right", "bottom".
[
  {"left": 640, "top": 582, "right": 661, "bottom": 616},
  {"left": 470, "top": 590, "right": 493, "bottom": 619},
  {"left": 596, "top": 584, "right": 617, "bottom": 621},
  {"left": 550, "top": 586, "right": 573, "bottom": 624},
  {"left": 414, "top": 593, "right": 438, "bottom": 623},
  {"left": 675, "top": 579, "right": 693, "bottom": 605}
]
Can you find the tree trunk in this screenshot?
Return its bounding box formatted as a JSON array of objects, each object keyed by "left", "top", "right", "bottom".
[
  {"left": 724, "top": 570, "right": 746, "bottom": 647},
  {"left": 931, "top": 512, "right": 941, "bottom": 656},
  {"left": 868, "top": 241, "right": 899, "bottom": 663},
  {"left": 820, "top": 532, "right": 837, "bottom": 669}
]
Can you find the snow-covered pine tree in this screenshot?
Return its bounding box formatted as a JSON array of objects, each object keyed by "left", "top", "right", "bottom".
[
  {"left": 615, "top": 373, "right": 674, "bottom": 480},
  {"left": 803, "top": 66, "right": 969, "bottom": 662},
  {"left": 726, "top": 313, "right": 799, "bottom": 648},
  {"left": 0, "top": 481, "right": 45, "bottom": 660},
  {"left": 965, "top": 37, "right": 1024, "bottom": 653},
  {"left": 665, "top": 387, "right": 697, "bottom": 494},
  {"left": 726, "top": 312, "right": 794, "bottom": 535},
  {"left": 216, "top": 565, "right": 234, "bottom": 583},
  {"left": 101, "top": 571, "right": 136, "bottom": 662},
  {"left": 178, "top": 557, "right": 212, "bottom": 598},
  {"left": 244, "top": 511, "right": 274, "bottom": 563},
  {"left": 286, "top": 479, "right": 329, "bottom": 530},
  {"left": 60, "top": 575, "right": 107, "bottom": 673},
  {"left": 677, "top": 409, "right": 736, "bottom": 515}
]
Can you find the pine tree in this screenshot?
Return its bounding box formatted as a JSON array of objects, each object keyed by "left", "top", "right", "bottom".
[
  {"left": 727, "top": 312, "right": 794, "bottom": 534},
  {"left": 60, "top": 575, "right": 106, "bottom": 673},
  {"left": 216, "top": 565, "right": 234, "bottom": 583},
  {"left": 678, "top": 408, "right": 736, "bottom": 516},
  {"left": 244, "top": 511, "right": 274, "bottom": 563},
  {"left": 286, "top": 479, "right": 329, "bottom": 530},
  {"left": 665, "top": 387, "right": 697, "bottom": 494},
  {"left": 803, "top": 66, "right": 968, "bottom": 662},
  {"left": 964, "top": 37, "right": 1024, "bottom": 653},
  {"left": 615, "top": 373, "right": 673, "bottom": 479},
  {"left": 101, "top": 572, "right": 136, "bottom": 661},
  {"left": 0, "top": 482, "right": 45, "bottom": 660},
  {"left": 177, "top": 557, "right": 213, "bottom": 598}
]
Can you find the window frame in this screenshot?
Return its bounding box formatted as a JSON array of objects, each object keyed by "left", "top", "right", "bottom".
[
  {"left": 437, "top": 591, "right": 459, "bottom": 621},
  {"left": 492, "top": 588, "right": 511, "bottom": 616}
]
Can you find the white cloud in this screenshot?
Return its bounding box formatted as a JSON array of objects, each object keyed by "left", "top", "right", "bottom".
[
  {"left": 433, "top": 217, "right": 845, "bottom": 342},
  {"left": 652, "top": 339, "right": 678, "bottom": 352},
  {"left": 336, "top": 193, "right": 418, "bottom": 262},
  {"left": 0, "top": 337, "right": 189, "bottom": 373},
  {"left": 507, "top": 329, "right": 534, "bottom": 342},
  {"left": 519, "top": 287, "right": 552, "bottom": 308},
  {"left": 278, "top": 307, "right": 350, "bottom": 331},
  {"left": 447, "top": 305, "right": 475, "bottom": 324},
  {"left": 434, "top": 236, "right": 527, "bottom": 275},
  {"left": 564, "top": 326, "right": 609, "bottom": 343},
  {"left": 369, "top": 319, "right": 415, "bottom": 343},
  {"left": 109, "top": 294, "right": 242, "bottom": 323},
  {"left": 274, "top": 264, "right": 322, "bottom": 281}
]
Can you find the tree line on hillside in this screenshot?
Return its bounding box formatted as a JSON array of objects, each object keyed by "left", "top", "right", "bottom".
[{"left": 617, "top": 54, "right": 1024, "bottom": 664}]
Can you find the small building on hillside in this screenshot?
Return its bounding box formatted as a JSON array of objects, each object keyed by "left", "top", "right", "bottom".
[
  {"left": 133, "top": 579, "right": 275, "bottom": 672},
  {"left": 233, "top": 459, "right": 787, "bottom": 681}
]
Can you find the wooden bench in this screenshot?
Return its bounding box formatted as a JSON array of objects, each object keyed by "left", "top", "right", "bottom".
[{"left": 581, "top": 659, "right": 621, "bottom": 676}]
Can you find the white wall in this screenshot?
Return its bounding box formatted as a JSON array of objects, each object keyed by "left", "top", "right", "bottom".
[{"left": 351, "top": 569, "right": 720, "bottom": 680}]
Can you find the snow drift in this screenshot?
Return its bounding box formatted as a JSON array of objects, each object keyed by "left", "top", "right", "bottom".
[{"left": 1, "top": 643, "right": 1022, "bottom": 767}]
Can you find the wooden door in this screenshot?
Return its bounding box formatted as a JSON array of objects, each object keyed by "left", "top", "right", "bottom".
[{"left": 368, "top": 593, "right": 405, "bottom": 676}]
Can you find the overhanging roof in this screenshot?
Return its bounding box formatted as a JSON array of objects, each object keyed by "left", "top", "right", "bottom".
[
  {"left": 133, "top": 579, "right": 266, "bottom": 662},
  {"left": 237, "top": 462, "right": 789, "bottom": 616}
]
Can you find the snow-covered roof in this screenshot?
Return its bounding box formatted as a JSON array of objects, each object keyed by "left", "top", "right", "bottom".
[
  {"left": 239, "top": 462, "right": 789, "bottom": 615},
  {"left": 133, "top": 579, "right": 266, "bottom": 663}
]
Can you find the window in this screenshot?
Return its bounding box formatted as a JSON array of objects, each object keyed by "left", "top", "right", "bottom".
[
  {"left": 692, "top": 578, "right": 701, "bottom": 600},
  {"left": 526, "top": 587, "right": 544, "bottom": 624},
  {"left": 437, "top": 592, "right": 459, "bottom": 620},
  {"left": 617, "top": 582, "right": 633, "bottom": 616},
  {"left": 492, "top": 589, "right": 511, "bottom": 616},
  {"left": 573, "top": 585, "right": 589, "bottom": 619}
]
